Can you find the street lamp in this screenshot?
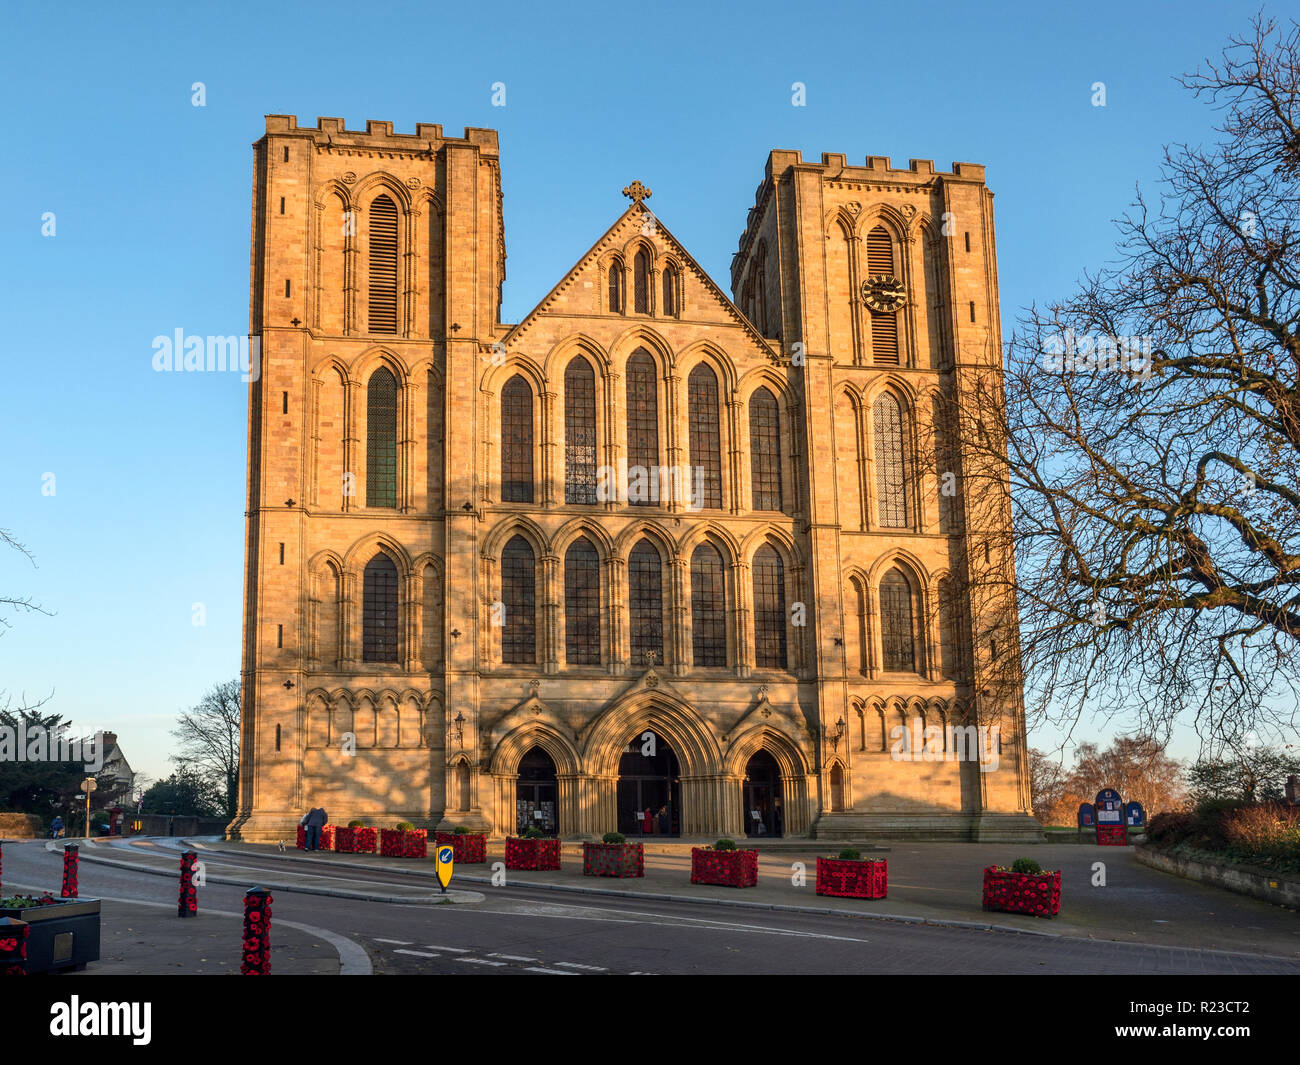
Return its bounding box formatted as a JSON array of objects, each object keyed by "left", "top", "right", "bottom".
[
  {"left": 454, "top": 712, "right": 466, "bottom": 749},
  {"left": 829, "top": 717, "right": 846, "bottom": 754}
]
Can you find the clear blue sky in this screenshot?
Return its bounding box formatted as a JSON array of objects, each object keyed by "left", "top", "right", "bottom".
[{"left": 0, "top": 0, "right": 1265, "bottom": 783}]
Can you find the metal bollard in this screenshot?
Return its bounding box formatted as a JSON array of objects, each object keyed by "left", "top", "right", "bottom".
[
  {"left": 61, "top": 844, "right": 79, "bottom": 899},
  {"left": 178, "top": 851, "right": 198, "bottom": 918},
  {"left": 240, "top": 887, "right": 273, "bottom": 975}
]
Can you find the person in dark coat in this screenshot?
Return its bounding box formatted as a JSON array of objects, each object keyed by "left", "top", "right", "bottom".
[
  {"left": 305, "top": 807, "right": 327, "bottom": 850},
  {"left": 657, "top": 804, "right": 671, "bottom": 836}
]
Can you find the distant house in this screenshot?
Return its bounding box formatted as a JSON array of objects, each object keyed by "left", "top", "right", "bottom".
[{"left": 97, "top": 731, "right": 135, "bottom": 808}]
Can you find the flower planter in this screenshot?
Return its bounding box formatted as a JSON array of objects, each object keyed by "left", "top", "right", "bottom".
[
  {"left": 690, "top": 847, "right": 758, "bottom": 888},
  {"left": 320, "top": 824, "right": 334, "bottom": 851},
  {"left": 0, "top": 897, "right": 101, "bottom": 973},
  {"left": 334, "top": 827, "right": 377, "bottom": 854},
  {"left": 816, "top": 857, "right": 888, "bottom": 898},
  {"left": 380, "top": 829, "right": 428, "bottom": 859},
  {"left": 981, "top": 866, "right": 1061, "bottom": 918},
  {"left": 583, "top": 842, "right": 645, "bottom": 878},
  {"left": 435, "top": 832, "right": 488, "bottom": 864},
  {"left": 504, "top": 837, "right": 561, "bottom": 870}
]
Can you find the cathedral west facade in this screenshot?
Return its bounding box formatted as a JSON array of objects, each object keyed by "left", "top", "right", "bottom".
[{"left": 228, "top": 114, "right": 1041, "bottom": 844}]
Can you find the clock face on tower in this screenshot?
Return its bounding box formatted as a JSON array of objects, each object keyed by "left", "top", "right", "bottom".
[{"left": 861, "top": 273, "right": 907, "bottom": 312}]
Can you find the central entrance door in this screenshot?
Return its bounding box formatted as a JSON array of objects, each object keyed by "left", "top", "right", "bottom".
[
  {"left": 743, "top": 749, "right": 784, "bottom": 837},
  {"left": 516, "top": 747, "right": 558, "bottom": 836},
  {"left": 616, "top": 731, "right": 681, "bottom": 836}
]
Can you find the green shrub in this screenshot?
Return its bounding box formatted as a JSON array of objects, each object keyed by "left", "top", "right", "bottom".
[
  {"left": 1010, "top": 857, "right": 1043, "bottom": 875},
  {"left": 601, "top": 832, "right": 626, "bottom": 845},
  {"left": 347, "top": 820, "right": 364, "bottom": 828},
  {"left": 713, "top": 838, "right": 737, "bottom": 851},
  {"left": 523, "top": 827, "right": 545, "bottom": 839},
  {"left": 453, "top": 825, "right": 471, "bottom": 835},
  {"left": 837, "top": 847, "right": 861, "bottom": 860},
  {"left": 395, "top": 821, "right": 415, "bottom": 832}
]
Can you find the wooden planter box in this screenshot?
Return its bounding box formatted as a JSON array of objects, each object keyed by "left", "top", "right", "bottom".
[
  {"left": 334, "top": 827, "right": 377, "bottom": 854},
  {"left": 583, "top": 842, "right": 645, "bottom": 878},
  {"left": 690, "top": 847, "right": 758, "bottom": 888},
  {"left": 379, "top": 829, "right": 428, "bottom": 859},
  {"left": 816, "top": 857, "right": 888, "bottom": 898},
  {"left": 435, "top": 832, "right": 488, "bottom": 864},
  {"left": 0, "top": 898, "right": 101, "bottom": 973},
  {"left": 504, "top": 837, "right": 561, "bottom": 870},
  {"left": 981, "top": 867, "right": 1061, "bottom": 918}
]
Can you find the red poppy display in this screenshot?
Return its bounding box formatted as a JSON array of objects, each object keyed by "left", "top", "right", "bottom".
[
  {"left": 1096, "top": 825, "right": 1128, "bottom": 846},
  {"left": 379, "top": 829, "right": 428, "bottom": 859},
  {"left": 0, "top": 920, "right": 29, "bottom": 977},
  {"left": 504, "top": 837, "right": 562, "bottom": 870},
  {"left": 690, "top": 847, "right": 758, "bottom": 888},
  {"left": 240, "top": 889, "right": 273, "bottom": 975},
  {"left": 60, "top": 846, "right": 78, "bottom": 899},
  {"left": 815, "top": 857, "right": 888, "bottom": 899},
  {"left": 434, "top": 832, "right": 487, "bottom": 864},
  {"left": 981, "top": 867, "right": 1061, "bottom": 918},
  {"left": 178, "top": 851, "right": 199, "bottom": 917},
  {"left": 582, "top": 842, "right": 645, "bottom": 878}
]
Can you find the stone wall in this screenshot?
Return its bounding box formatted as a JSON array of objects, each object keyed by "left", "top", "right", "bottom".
[{"left": 0, "top": 812, "right": 44, "bottom": 838}]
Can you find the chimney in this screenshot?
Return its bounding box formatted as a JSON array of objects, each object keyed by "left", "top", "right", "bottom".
[{"left": 102, "top": 731, "right": 118, "bottom": 749}]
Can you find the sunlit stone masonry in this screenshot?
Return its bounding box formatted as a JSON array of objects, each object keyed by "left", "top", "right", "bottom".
[{"left": 229, "top": 115, "right": 1041, "bottom": 844}]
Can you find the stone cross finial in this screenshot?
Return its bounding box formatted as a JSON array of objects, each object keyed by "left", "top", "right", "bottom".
[{"left": 622, "top": 181, "right": 652, "bottom": 203}]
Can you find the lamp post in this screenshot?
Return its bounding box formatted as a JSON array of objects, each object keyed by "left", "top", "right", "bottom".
[
  {"left": 81, "top": 778, "right": 97, "bottom": 839},
  {"left": 453, "top": 712, "right": 465, "bottom": 749}
]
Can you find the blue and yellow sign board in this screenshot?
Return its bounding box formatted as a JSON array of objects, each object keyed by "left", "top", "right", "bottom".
[{"left": 434, "top": 844, "right": 454, "bottom": 891}]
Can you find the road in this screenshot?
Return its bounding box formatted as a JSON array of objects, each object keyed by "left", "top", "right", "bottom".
[{"left": 4, "top": 838, "right": 1297, "bottom": 975}]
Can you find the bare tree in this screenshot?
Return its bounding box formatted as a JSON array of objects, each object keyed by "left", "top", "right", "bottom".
[
  {"left": 170, "top": 679, "right": 240, "bottom": 819},
  {"left": 950, "top": 16, "right": 1300, "bottom": 750}
]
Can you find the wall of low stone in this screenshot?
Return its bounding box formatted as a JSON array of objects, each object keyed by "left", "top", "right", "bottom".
[
  {"left": 0, "top": 812, "right": 44, "bottom": 838},
  {"left": 1135, "top": 843, "right": 1300, "bottom": 908}
]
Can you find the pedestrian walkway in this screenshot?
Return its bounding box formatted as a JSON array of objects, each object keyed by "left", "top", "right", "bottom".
[{"left": 198, "top": 837, "right": 1300, "bottom": 960}]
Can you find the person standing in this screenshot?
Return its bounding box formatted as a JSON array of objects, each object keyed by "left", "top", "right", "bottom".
[
  {"left": 305, "top": 806, "right": 326, "bottom": 850},
  {"left": 51, "top": 815, "right": 64, "bottom": 840},
  {"left": 657, "top": 804, "right": 671, "bottom": 836}
]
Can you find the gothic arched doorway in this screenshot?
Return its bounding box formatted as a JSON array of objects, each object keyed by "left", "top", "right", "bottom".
[
  {"left": 744, "top": 750, "right": 784, "bottom": 837},
  {"left": 516, "top": 747, "right": 558, "bottom": 836},
  {"left": 617, "top": 730, "right": 681, "bottom": 836}
]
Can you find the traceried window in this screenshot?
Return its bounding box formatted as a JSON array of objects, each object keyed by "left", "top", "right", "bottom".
[
  {"left": 563, "top": 538, "right": 601, "bottom": 666},
  {"left": 608, "top": 261, "right": 623, "bottom": 313},
  {"left": 749, "top": 387, "right": 782, "bottom": 511},
  {"left": 362, "top": 552, "right": 399, "bottom": 663},
  {"left": 880, "top": 567, "right": 916, "bottom": 672},
  {"left": 626, "top": 351, "right": 659, "bottom": 506},
  {"left": 688, "top": 364, "right": 723, "bottom": 510},
  {"left": 634, "top": 248, "right": 651, "bottom": 314},
  {"left": 662, "top": 264, "right": 679, "bottom": 317},
  {"left": 628, "top": 539, "right": 664, "bottom": 664},
  {"left": 366, "top": 367, "right": 398, "bottom": 508},
  {"left": 867, "top": 225, "right": 899, "bottom": 364},
  {"left": 564, "top": 357, "right": 597, "bottom": 504},
  {"left": 500, "top": 536, "right": 536, "bottom": 664},
  {"left": 368, "top": 194, "right": 399, "bottom": 334},
  {"left": 691, "top": 542, "right": 727, "bottom": 667},
  {"left": 501, "top": 375, "right": 534, "bottom": 503},
  {"left": 752, "top": 545, "right": 787, "bottom": 670},
  {"left": 873, "top": 392, "right": 909, "bottom": 528}
]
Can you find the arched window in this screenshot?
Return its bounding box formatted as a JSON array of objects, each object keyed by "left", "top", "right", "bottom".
[
  {"left": 366, "top": 366, "right": 398, "bottom": 508},
  {"left": 662, "top": 265, "right": 679, "bottom": 317},
  {"left": 362, "top": 552, "right": 399, "bottom": 663},
  {"left": 608, "top": 261, "right": 623, "bottom": 313},
  {"left": 749, "top": 387, "right": 782, "bottom": 511},
  {"left": 880, "top": 567, "right": 916, "bottom": 672},
  {"left": 691, "top": 542, "right": 727, "bottom": 667},
  {"left": 628, "top": 539, "right": 664, "bottom": 664},
  {"left": 634, "top": 248, "right": 651, "bottom": 313},
  {"left": 501, "top": 375, "right": 533, "bottom": 502},
  {"left": 752, "top": 545, "right": 787, "bottom": 670},
  {"left": 626, "top": 351, "right": 659, "bottom": 506},
  {"left": 501, "top": 536, "right": 536, "bottom": 664},
  {"left": 873, "top": 392, "right": 909, "bottom": 528},
  {"left": 688, "top": 364, "right": 723, "bottom": 509},
  {"left": 368, "top": 194, "right": 399, "bottom": 334},
  {"left": 564, "top": 538, "right": 601, "bottom": 666},
  {"left": 867, "top": 225, "right": 899, "bottom": 364},
  {"left": 564, "top": 357, "right": 597, "bottom": 504}
]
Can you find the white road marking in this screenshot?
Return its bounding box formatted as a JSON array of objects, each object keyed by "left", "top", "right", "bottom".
[
  {"left": 456, "top": 957, "right": 506, "bottom": 967},
  {"left": 555, "top": 961, "right": 607, "bottom": 971},
  {"left": 375, "top": 938, "right": 413, "bottom": 945},
  {"left": 488, "top": 953, "right": 538, "bottom": 962},
  {"left": 425, "top": 945, "right": 470, "bottom": 952},
  {"left": 394, "top": 949, "right": 440, "bottom": 958},
  {"left": 525, "top": 967, "right": 577, "bottom": 975}
]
